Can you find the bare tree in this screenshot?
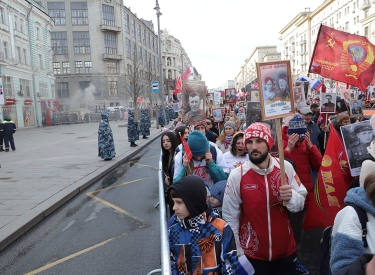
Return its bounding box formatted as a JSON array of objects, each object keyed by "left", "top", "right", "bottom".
[
  {"left": 144, "top": 56, "right": 158, "bottom": 118},
  {"left": 124, "top": 42, "right": 149, "bottom": 121}
]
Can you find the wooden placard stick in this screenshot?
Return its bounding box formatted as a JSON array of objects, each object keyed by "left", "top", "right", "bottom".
[
  {"left": 275, "top": 118, "right": 287, "bottom": 206},
  {"left": 324, "top": 115, "right": 328, "bottom": 149}
]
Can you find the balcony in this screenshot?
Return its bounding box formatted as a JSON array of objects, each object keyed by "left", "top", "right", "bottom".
[
  {"left": 301, "top": 39, "right": 306, "bottom": 45},
  {"left": 102, "top": 54, "right": 123, "bottom": 60},
  {"left": 100, "top": 24, "right": 121, "bottom": 33},
  {"left": 360, "top": 0, "right": 371, "bottom": 10}
]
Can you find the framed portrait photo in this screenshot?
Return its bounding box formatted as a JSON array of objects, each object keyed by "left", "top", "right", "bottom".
[
  {"left": 350, "top": 99, "right": 363, "bottom": 118},
  {"left": 246, "top": 102, "right": 262, "bottom": 126},
  {"left": 212, "top": 108, "right": 223, "bottom": 122},
  {"left": 320, "top": 92, "right": 337, "bottom": 113},
  {"left": 225, "top": 88, "right": 236, "bottom": 104},
  {"left": 341, "top": 120, "right": 375, "bottom": 176},
  {"left": 293, "top": 85, "right": 306, "bottom": 109},
  {"left": 256, "top": 60, "right": 294, "bottom": 120},
  {"left": 181, "top": 79, "right": 206, "bottom": 125}
]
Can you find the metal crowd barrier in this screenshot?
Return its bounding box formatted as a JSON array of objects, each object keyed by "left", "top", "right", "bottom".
[{"left": 147, "top": 154, "right": 171, "bottom": 275}]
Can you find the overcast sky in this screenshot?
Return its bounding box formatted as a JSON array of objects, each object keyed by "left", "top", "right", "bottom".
[{"left": 123, "top": 0, "right": 321, "bottom": 89}]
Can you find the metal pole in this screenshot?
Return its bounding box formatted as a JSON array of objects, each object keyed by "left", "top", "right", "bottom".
[{"left": 155, "top": 0, "right": 165, "bottom": 126}]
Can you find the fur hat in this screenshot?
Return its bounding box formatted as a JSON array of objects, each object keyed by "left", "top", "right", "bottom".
[
  {"left": 244, "top": 122, "right": 274, "bottom": 150},
  {"left": 288, "top": 113, "right": 307, "bottom": 137},
  {"left": 209, "top": 180, "right": 227, "bottom": 203},
  {"left": 224, "top": 121, "right": 236, "bottom": 131},
  {"left": 187, "top": 130, "right": 209, "bottom": 157}
]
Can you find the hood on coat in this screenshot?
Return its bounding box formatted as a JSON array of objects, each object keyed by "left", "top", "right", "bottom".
[
  {"left": 344, "top": 187, "right": 375, "bottom": 216},
  {"left": 101, "top": 111, "right": 109, "bottom": 120}
]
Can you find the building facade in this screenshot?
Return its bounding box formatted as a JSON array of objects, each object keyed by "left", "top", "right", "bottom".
[
  {"left": 0, "top": 0, "right": 54, "bottom": 127},
  {"left": 37, "top": 0, "right": 161, "bottom": 111}
]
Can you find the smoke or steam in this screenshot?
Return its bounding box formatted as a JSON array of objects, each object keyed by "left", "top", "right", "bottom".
[{"left": 66, "top": 83, "right": 96, "bottom": 110}]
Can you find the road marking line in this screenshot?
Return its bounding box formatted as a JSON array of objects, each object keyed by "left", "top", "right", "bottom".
[
  {"left": 88, "top": 177, "right": 149, "bottom": 194},
  {"left": 23, "top": 225, "right": 148, "bottom": 275},
  {"left": 129, "top": 162, "right": 158, "bottom": 169},
  {"left": 86, "top": 193, "right": 147, "bottom": 225},
  {"left": 137, "top": 155, "right": 159, "bottom": 160}
]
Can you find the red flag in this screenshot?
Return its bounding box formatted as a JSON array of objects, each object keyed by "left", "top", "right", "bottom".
[
  {"left": 173, "top": 77, "right": 182, "bottom": 95},
  {"left": 309, "top": 24, "right": 375, "bottom": 91},
  {"left": 137, "top": 96, "right": 142, "bottom": 105},
  {"left": 180, "top": 136, "right": 192, "bottom": 162},
  {"left": 303, "top": 124, "right": 353, "bottom": 231}
]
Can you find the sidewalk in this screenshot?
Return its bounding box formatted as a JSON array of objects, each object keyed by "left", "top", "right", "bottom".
[{"left": 0, "top": 119, "right": 167, "bottom": 251}]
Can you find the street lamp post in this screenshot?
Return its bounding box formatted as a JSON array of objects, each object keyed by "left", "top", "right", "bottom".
[{"left": 154, "top": 0, "right": 165, "bottom": 128}]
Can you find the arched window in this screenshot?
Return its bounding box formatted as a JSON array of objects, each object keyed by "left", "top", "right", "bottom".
[
  {"left": 167, "top": 57, "right": 172, "bottom": 66},
  {"left": 168, "top": 69, "right": 172, "bottom": 79}
]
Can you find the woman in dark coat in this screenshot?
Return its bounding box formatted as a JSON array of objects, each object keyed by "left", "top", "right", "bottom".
[
  {"left": 161, "top": 131, "right": 178, "bottom": 217},
  {"left": 98, "top": 112, "right": 115, "bottom": 160}
]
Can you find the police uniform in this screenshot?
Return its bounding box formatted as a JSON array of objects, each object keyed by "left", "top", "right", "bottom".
[{"left": 348, "top": 124, "right": 373, "bottom": 168}]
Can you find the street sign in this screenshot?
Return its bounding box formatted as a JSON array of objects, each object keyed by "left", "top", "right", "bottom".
[{"left": 152, "top": 81, "right": 159, "bottom": 93}]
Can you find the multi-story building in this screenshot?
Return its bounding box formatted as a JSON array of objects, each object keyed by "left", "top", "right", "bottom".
[
  {"left": 279, "top": 0, "right": 375, "bottom": 80},
  {"left": 37, "top": 0, "right": 161, "bottom": 111},
  {"left": 0, "top": 0, "right": 54, "bottom": 127},
  {"left": 234, "top": 46, "right": 280, "bottom": 92}
]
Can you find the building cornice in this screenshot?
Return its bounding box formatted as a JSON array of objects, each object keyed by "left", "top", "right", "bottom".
[{"left": 280, "top": 12, "right": 310, "bottom": 34}]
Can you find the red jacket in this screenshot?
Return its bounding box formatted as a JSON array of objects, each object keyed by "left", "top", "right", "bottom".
[{"left": 282, "top": 126, "right": 322, "bottom": 208}]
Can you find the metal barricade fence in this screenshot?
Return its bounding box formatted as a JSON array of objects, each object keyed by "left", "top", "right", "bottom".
[{"left": 147, "top": 154, "right": 171, "bottom": 275}]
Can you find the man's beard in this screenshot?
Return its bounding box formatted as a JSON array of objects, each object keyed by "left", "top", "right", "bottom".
[{"left": 249, "top": 149, "right": 268, "bottom": 164}]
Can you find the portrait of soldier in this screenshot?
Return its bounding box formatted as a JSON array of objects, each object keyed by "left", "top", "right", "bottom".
[
  {"left": 182, "top": 91, "right": 205, "bottom": 124},
  {"left": 346, "top": 123, "right": 374, "bottom": 169},
  {"left": 277, "top": 72, "right": 290, "bottom": 99},
  {"left": 351, "top": 101, "right": 363, "bottom": 115},
  {"left": 321, "top": 93, "right": 336, "bottom": 113}
]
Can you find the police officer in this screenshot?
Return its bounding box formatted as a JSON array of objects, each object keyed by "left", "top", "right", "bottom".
[
  {"left": 2, "top": 117, "right": 16, "bottom": 152},
  {"left": 348, "top": 123, "right": 374, "bottom": 168}
]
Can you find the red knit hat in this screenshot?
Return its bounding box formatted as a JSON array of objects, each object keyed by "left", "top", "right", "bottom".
[{"left": 244, "top": 122, "right": 274, "bottom": 150}]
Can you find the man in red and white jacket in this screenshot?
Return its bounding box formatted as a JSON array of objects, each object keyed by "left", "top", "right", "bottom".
[{"left": 223, "top": 122, "right": 307, "bottom": 275}]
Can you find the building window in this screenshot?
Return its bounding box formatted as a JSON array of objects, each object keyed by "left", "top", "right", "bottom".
[
  {"left": 138, "top": 46, "right": 142, "bottom": 64},
  {"left": 102, "top": 4, "right": 114, "bottom": 26},
  {"left": 136, "top": 23, "right": 141, "bottom": 42},
  {"left": 365, "top": 26, "right": 369, "bottom": 37},
  {"left": 108, "top": 81, "right": 117, "bottom": 95},
  {"left": 75, "top": 61, "right": 83, "bottom": 73},
  {"left": 3, "top": 76, "right": 13, "bottom": 96},
  {"left": 73, "top": 31, "right": 90, "bottom": 54},
  {"left": 345, "top": 22, "right": 349, "bottom": 32},
  {"left": 17, "top": 46, "right": 21, "bottom": 62},
  {"left": 0, "top": 7, "right": 4, "bottom": 24},
  {"left": 23, "top": 48, "right": 27, "bottom": 64},
  {"left": 125, "top": 38, "right": 131, "bottom": 58},
  {"left": 152, "top": 55, "right": 155, "bottom": 70},
  {"left": 47, "top": 2, "right": 66, "bottom": 25},
  {"left": 144, "top": 49, "right": 147, "bottom": 65},
  {"left": 53, "top": 62, "right": 60, "bottom": 74},
  {"left": 124, "top": 12, "right": 129, "bottom": 33},
  {"left": 167, "top": 57, "right": 171, "bottom": 66},
  {"left": 132, "top": 42, "right": 136, "bottom": 59},
  {"left": 106, "top": 61, "right": 117, "bottom": 74},
  {"left": 62, "top": 62, "right": 70, "bottom": 74},
  {"left": 131, "top": 18, "right": 135, "bottom": 38},
  {"left": 104, "top": 33, "right": 116, "bottom": 54},
  {"left": 39, "top": 82, "right": 48, "bottom": 97},
  {"left": 3, "top": 41, "right": 8, "bottom": 59},
  {"left": 79, "top": 81, "right": 90, "bottom": 90},
  {"left": 57, "top": 82, "right": 69, "bottom": 98},
  {"left": 20, "top": 79, "right": 31, "bottom": 97},
  {"left": 20, "top": 18, "right": 24, "bottom": 33},
  {"left": 142, "top": 28, "right": 146, "bottom": 45},
  {"left": 36, "top": 26, "right": 41, "bottom": 40},
  {"left": 38, "top": 54, "right": 43, "bottom": 69},
  {"left": 14, "top": 15, "right": 17, "bottom": 31},
  {"left": 147, "top": 33, "right": 151, "bottom": 49},
  {"left": 84, "top": 61, "right": 92, "bottom": 73},
  {"left": 148, "top": 52, "right": 151, "bottom": 67},
  {"left": 71, "top": 2, "right": 88, "bottom": 25},
  {"left": 51, "top": 32, "right": 68, "bottom": 55}
]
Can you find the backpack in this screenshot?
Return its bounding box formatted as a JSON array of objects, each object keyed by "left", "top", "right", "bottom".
[{"left": 319, "top": 202, "right": 368, "bottom": 275}]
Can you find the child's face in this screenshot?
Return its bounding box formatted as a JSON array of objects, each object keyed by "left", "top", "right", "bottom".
[
  {"left": 172, "top": 198, "right": 190, "bottom": 219},
  {"left": 209, "top": 196, "right": 222, "bottom": 208}
]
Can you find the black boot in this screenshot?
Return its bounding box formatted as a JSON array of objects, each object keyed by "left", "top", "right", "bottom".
[
  {"left": 143, "top": 135, "right": 148, "bottom": 139},
  {"left": 130, "top": 142, "right": 137, "bottom": 147}
]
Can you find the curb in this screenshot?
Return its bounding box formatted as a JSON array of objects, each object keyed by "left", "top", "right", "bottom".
[{"left": 0, "top": 131, "right": 163, "bottom": 252}]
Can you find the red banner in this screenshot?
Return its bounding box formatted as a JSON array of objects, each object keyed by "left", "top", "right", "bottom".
[
  {"left": 180, "top": 136, "right": 192, "bottom": 162},
  {"left": 303, "top": 124, "right": 353, "bottom": 231},
  {"left": 173, "top": 77, "right": 182, "bottom": 95},
  {"left": 309, "top": 24, "right": 375, "bottom": 91}
]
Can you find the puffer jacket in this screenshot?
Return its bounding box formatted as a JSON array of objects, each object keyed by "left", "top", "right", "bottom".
[{"left": 282, "top": 126, "right": 322, "bottom": 208}]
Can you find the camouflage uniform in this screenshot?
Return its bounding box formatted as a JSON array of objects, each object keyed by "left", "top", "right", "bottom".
[
  {"left": 168, "top": 107, "right": 175, "bottom": 120},
  {"left": 139, "top": 109, "right": 150, "bottom": 138},
  {"left": 127, "top": 110, "right": 139, "bottom": 145},
  {"left": 158, "top": 108, "right": 166, "bottom": 127}
]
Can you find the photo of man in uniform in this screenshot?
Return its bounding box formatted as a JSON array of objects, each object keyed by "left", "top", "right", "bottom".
[
  {"left": 277, "top": 72, "right": 290, "bottom": 99},
  {"left": 321, "top": 93, "right": 336, "bottom": 113},
  {"left": 351, "top": 101, "right": 363, "bottom": 116},
  {"left": 182, "top": 92, "right": 205, "bottom": 124},
  {"left": 345, "top": 123, "right": 374, "bottom": 169}
]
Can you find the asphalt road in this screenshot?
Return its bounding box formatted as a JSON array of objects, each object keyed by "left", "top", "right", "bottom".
[
  {"left": 0, "top": 136, "right": 323, "bottom": 275},
  {"left": 0, "top": 139, "right": 163, "bottom": 275}
]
